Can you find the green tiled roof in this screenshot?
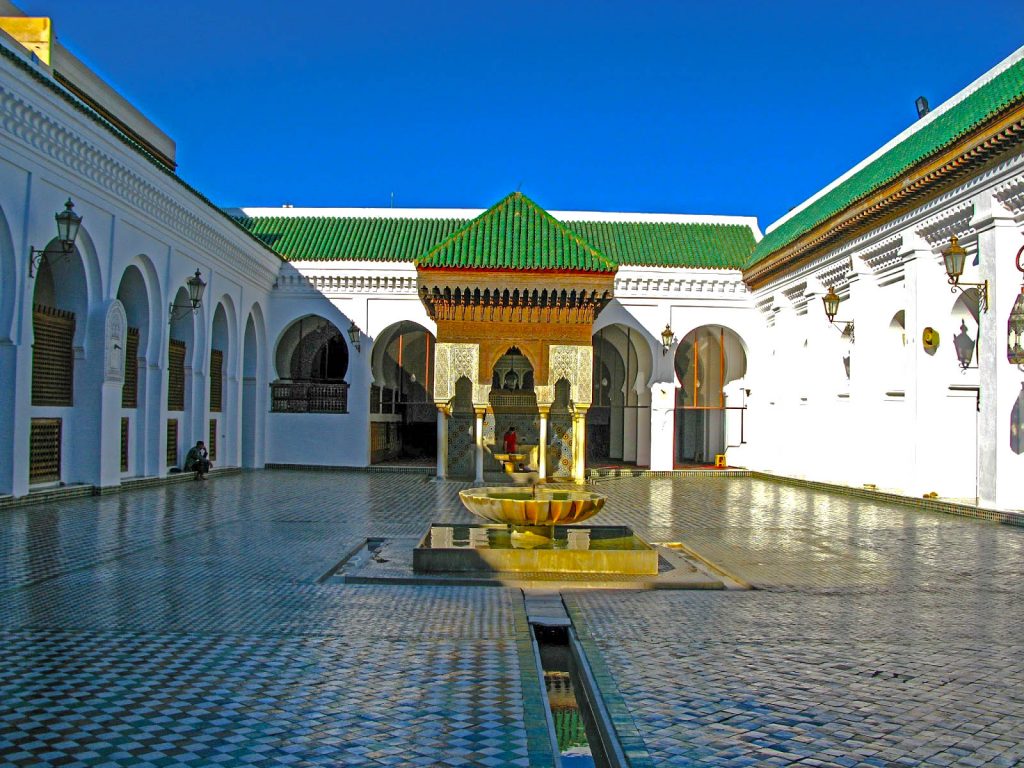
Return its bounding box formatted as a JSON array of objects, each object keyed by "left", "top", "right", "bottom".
[
  {"left": 567, "top": 221, "right": 755, "bottom": 269},
  {"left": 236, "top": 197, "right": 756, "bottom": 270},
  {"left": 416, "top": 192, "right": 616, "bottom": 272},
  {"left": 236, "top": 216, "right": 467, "bottom": 262},
  {"left": 750, "top": 55, "right": 1024, "bottom": 267}
]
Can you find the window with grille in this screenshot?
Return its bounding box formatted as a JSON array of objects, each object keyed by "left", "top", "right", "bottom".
[
  {"left": 210, "top": 348, "right": 223, "bottom": 412},
  {"left": 120, "top": 417, "right": 129, "bottom": 472},
  {"left": 29, "top": 418, "right": 61, "bottom": 484},
  {"left": 208, "top": 419, "right": 217, "bottom": 461},
  {"left": 32, "top": 304, "right": 75, "bottom": 406},
  {"left": 168, "top": 339, "right": 186, "bottom": 411},
  {"left": 122, "top": 327, "right": 139, "bottom": 408},
  {"left": 166, "top": 419, "right": 178, "bottom": 467}
]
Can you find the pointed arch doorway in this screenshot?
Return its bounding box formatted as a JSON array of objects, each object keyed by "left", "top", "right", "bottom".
[
  {"left": 589, "top": 324, "right": 652, "bottom": 467},
  {"left": 369, "top": 321, "right": 437, "bottom": 465},
  {"left": 673, "top": 325, "right": 748, "bottom": 466}
]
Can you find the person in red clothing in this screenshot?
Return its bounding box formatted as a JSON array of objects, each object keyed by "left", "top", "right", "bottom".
[{"left": 502, "top": 426, "right": 517, "bottom": 454}]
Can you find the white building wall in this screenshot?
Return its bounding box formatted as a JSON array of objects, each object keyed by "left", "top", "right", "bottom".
[
  {"left": 265, "top": 261, "right": 434, "bottom": 468},
  {"left": 0, "top": 42, "right": 279, "bottom": 496},
  {"left": 747, "top": 153, "right": 1024, "bottom": 507}
]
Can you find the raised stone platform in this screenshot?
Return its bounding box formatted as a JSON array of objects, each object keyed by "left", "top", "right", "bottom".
[{"left": 413, "top": 524, "right": 659, "bottom": 575}]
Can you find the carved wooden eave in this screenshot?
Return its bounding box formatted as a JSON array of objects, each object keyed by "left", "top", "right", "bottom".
[
  {"left": 743, "top": 101, "right": 1024, "bottom": 290},
  {"left": 417, "top": 268, "right": 614, "bottom": 332}
]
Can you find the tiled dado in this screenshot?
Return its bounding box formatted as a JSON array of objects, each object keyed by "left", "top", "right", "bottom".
[{"left": 751, "top": 470, "right": 1024, "bottom": 527}]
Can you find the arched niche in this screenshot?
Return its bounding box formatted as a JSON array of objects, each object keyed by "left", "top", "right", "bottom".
[
  {"left": 490, "top": 346, "right": 535, "bottom": 392},
  {"left": 30, "top": 241, "right": 90, "bottom": 408},
  {"left": 276, "top": 315, "right": 348, "bottom": 383},
  {"left": 271, "top": 315, "right": 350, "bottom": 414}
]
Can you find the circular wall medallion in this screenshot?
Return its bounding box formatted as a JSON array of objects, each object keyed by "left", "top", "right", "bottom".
[{"left": 922, "top": 327, "right": 940, "bottom": 351}]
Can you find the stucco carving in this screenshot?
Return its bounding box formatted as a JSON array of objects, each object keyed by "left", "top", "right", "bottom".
[
  {"left": 916, "top": 204, "right": 975, "bottom": 249},
  {"left": 534, "top": 384, "right": 554, "bottom": 407},
  {"left": 547, "top": 344, "right": 592, "bottom": 405},
  {"left": 433, "top": 342, "right": 479, "bottom": 403},
  {"left": 103, "top": 300, "right": 127, "bottom": 383},
  {"left": 994, "top": 175, "right": 1024, "bottom": 217}
]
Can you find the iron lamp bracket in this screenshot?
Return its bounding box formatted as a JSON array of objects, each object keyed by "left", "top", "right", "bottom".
[{"left": 948, "top": 276, "right": 989, "bottom": 313}]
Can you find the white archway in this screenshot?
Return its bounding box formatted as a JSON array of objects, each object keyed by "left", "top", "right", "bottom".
[
  {"left": 590, "top": 323, "right": 654, "bottom": 466},
  {"left": 672, "top": 324, "right": 749, "bottom": 465},
  {"left": 369, "top": 320, "right": 436, "bottom": 465}
]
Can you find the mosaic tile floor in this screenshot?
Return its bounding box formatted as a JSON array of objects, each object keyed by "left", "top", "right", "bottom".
[{"left": 1, "top": 471, "right": 1022, "bottom": 766}]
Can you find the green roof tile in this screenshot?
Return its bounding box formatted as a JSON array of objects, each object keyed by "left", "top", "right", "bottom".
[
  {"left": 567, "top": 220, "right": 755, "bottom": 269},
  {"left": 237, "top": 197, "right": 756, "bottom": 270},
  {"left": 415, "top": 192, "right": 617, "bottom": 273},
  {"left": 750, "top": 55, "right": 1024, "bottom": 267},
  {"left": 237, "top": 215, "right": 467, "bottom": 262}
]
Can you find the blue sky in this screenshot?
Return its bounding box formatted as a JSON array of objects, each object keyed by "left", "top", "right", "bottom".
[{"left": 16, "top": 1, "right": 1024, "bottom": 227}]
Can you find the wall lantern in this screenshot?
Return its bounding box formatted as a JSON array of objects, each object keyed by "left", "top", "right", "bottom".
[
  {"left": 347, "top": 320, "right": 361, "bottom": 352},
  {"left": 168, "top": 269, "right": 206, "bottom": 323},
  {"left": 942, "top": 235, "right": 989, "bottom": 312},
  {"left": 1009, "top": 244, "right": 1024, "bottom": 366},
  {"left": 28, "top": 198, "right": 82, "bottom": 277},
  {"left": 821, "top": 285, "right": 855, "bottom": 342},
  {"left": 660, "top": 324, "right": 675, "bottom": 355}
]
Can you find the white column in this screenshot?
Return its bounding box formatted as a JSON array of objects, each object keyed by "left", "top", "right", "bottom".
[
  {"left": 974, "top": 195, "right": 1024, "bottom": 509},
  {"left": 635, "top": 389, "right": 651, "bottom": 467},
  {"left": 142, "top": 360, "right": 163, "bottom": 476},
  {"left": 97, "top": 380, "right": 123, "bottom": 489},
  {"left": 572, "top": 406, "right": 588, "bottom": 483},
  {"left": 0, "top": 341, "right": 33, "bottom": 497},
  {"left": 474, "top": 407, "right": 485, "bottom": 484},
  {"left": 537, "top": 406, "right": 549, "bottom": 481},
  {"left": 435, "top": 404, "right": 449, "bottom": 479},
  {"left": 622, "top": 397, "right": 637, "bottom": 463},
  {"left": 649, "top": 337, "right": 677, "bottom": 471}
]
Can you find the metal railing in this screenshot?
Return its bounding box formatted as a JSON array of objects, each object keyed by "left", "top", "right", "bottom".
[{"left": 270, "top": 380, "right": 349, "bottom": 413}]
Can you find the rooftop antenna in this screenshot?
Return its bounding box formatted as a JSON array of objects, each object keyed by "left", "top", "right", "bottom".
[{"left": 915, "top": 96, "right": 930, "bottom": 119}]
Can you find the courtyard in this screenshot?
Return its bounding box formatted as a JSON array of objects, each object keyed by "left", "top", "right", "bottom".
[{"left": 0, "top": 470, "right": 1021, "bottom": 767}]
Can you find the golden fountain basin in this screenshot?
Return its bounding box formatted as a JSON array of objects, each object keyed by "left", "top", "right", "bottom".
[{"left": 458, "top": 486, "right": 606, "bottom": 526}]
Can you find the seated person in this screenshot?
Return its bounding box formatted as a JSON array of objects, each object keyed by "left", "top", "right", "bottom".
[{"left": 184, "top": 440, "right": 212, "bottom": 480}]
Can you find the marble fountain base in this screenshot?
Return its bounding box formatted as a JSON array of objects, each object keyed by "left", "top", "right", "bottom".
[{"left": 413, "top": 523, "right": 659, "bottom": 575}]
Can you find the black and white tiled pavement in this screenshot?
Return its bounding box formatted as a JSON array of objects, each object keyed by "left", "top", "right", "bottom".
[{"left": 1, "top": 470, "right": 1022, "bottom": 766}]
